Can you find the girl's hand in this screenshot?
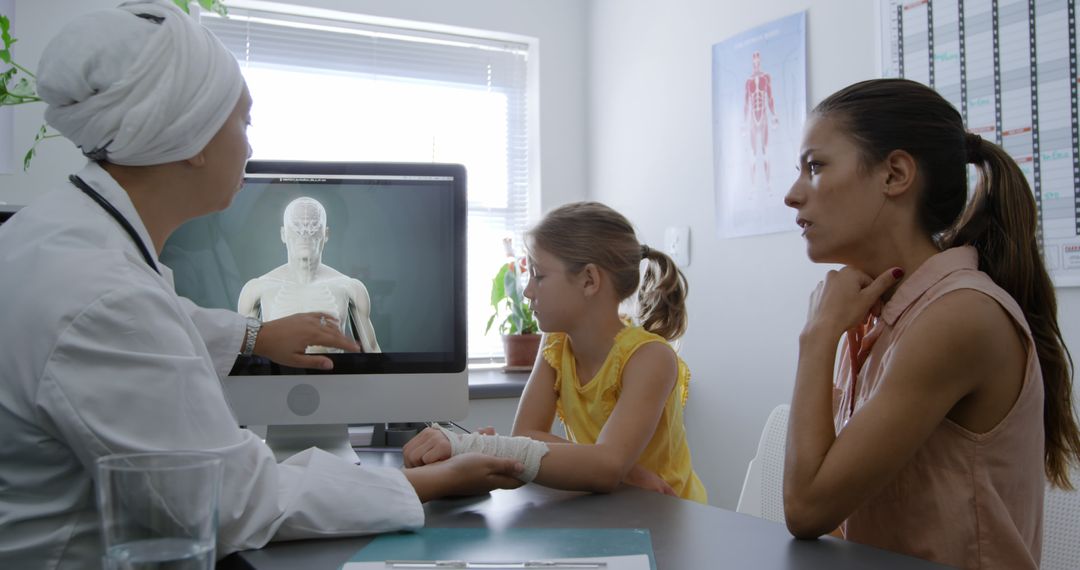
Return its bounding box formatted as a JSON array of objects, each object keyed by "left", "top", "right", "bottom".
[
  {"left": 402, "top": 427, "right": 453, "bottom": 467},
  {"left": 622, "top": 464, "right": 677, "bottom": 497},
  {"left": 803, "top": 266, "right": 903, "bottom": 341}
]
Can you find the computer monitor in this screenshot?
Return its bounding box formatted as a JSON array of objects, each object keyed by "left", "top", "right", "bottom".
[
  {"left": 160, "top": 161, "right": 468, "bottom": 461},
  {"left": 0, "top": 205, "right": 20, "bottom": 226}
]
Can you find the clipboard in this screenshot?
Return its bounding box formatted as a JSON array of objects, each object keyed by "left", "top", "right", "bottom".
[{"left": 342, "top": 528, "right": 656, "bottom": 570}]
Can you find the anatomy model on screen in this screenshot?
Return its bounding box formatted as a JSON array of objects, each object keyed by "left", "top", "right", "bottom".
[{"left": 238, "top": 197, "right": 381, "bottom": 353}]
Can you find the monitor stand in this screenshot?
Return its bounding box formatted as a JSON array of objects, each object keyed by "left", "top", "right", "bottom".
[
  {"left": 369, "top": 422, "right": 428, "bottom": 447},
  {"left": 264, "top": 424, "right": 359, "bottom": 464}
]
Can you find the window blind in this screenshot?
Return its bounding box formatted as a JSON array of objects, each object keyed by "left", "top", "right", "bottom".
[{"left": 203, "top": 8, "right": 532, "bottom": 358}]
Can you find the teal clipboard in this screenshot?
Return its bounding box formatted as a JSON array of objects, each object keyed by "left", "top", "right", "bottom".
[{"left": 345, "top": 528, "right": 656, "bottom": 570}]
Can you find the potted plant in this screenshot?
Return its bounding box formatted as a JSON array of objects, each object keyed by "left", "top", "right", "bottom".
[
  {"left": 0, "top": 1, "right": 228, "bottom": 169},
  {"left": 486, "top": 238, "right": 540, "bottom": 369}
]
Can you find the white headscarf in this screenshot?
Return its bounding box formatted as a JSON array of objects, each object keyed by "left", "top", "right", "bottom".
[{"left": 37, "top": 0, "right": 244, "bottom": 166}]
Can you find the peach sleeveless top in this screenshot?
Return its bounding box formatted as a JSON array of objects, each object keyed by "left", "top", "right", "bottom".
[{"left": 835, "top": 246, "right": 1045, "bottom": 569}]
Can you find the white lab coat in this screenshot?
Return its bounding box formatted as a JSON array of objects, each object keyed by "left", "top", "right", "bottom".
[{"left": 0, "top": 163, "right": 423, "bottom": 569}]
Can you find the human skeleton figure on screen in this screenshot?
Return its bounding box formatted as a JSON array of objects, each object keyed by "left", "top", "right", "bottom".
[{"left": 238, "top": 197, "right": 380, "bottom": 353}]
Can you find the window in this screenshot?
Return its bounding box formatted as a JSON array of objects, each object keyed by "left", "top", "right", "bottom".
[{"left": 203, "top": 6, "right": 532, "bottom": 359}]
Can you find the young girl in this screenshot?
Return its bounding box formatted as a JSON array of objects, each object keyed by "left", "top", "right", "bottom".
[
  {"left": 404, "top": 201, "right": 707, "bottom": 503},
  {"left": 783, "top": 78, "right": 1080, "bottom": 569}
]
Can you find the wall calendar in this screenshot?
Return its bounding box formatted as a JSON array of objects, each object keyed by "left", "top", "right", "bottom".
[{"left": 881, "top": 0, "right": 1080, "bottom": 286}]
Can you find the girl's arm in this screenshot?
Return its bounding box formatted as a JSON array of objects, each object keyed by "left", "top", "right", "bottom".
[
  {"left": 527, "top": 342, "right": 678, "bottom": 492},
  {"left": 510, "top": 346, "right": 571, "bottom": 444},
  {"left": 511, "top": 344, "right": 675, "bottom": 496},
  {"left": 784, "top": 268, "right": 1025, "bottom": 538},
  {"left": 404, "top": 342, "right": 678, "bottom": 493}
]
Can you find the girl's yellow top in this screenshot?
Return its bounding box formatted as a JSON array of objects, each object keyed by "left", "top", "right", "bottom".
[{"left": 542, "top": 326, "right": 707, "bottom": 503}]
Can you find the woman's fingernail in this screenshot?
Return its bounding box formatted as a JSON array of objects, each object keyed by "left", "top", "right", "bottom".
[
  {"left": 892, "top": 267, "right": 905, "bottom": 279},
  {"left": 322, "top": 360, "right": 334, "bottom": 370}
]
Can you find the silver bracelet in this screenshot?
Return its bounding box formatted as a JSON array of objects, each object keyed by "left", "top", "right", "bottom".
[{"left": 241, "top": 317, "right": 262, "bottom": 357}]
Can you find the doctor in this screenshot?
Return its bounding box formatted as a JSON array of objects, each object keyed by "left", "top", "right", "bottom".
[{"left": 0, "top": 2, "right": 523, "bottom": 568}]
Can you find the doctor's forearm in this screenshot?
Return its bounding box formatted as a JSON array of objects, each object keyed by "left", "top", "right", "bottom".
[{"left": 401, "top": 466, "right": 441, "bottom": 503}]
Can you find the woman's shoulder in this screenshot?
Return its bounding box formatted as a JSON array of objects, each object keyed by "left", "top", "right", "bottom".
[
  {"left": 917, "top": 248, "right": 1014, "bottom": 308},
  {"left": 913, "top": 287, "right": 1026, "bottom": 351},
  {"left": 918, "top": 266, "right": 1029, "bottom": 337}
]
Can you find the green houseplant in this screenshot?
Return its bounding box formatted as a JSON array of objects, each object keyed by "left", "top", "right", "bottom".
[
  {"left": 0, "top": 0, "right": 227, "bottom": 170},
  {"left": 486, "top": 238, "right": 540, "bottom": 368}
]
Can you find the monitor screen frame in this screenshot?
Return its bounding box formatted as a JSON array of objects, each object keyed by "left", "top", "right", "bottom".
[
  {"left": 178, "top": 160, "right": 470, "bottom": 428},
  {"left": 229, "top": 160, "right": 468, "bottom": 376},
  {"left": 0, "top": 205, "right": 21, "bottom": 226}
]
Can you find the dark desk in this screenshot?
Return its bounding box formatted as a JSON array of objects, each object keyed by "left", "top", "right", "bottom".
[{"left": 226, "top": 451, "right": 949, "bottom": 569}]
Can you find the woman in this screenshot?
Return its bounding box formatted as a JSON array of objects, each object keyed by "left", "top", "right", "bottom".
[
  {"left": 783, "top": 78, "right": 1079, "bottom": 569},
  {"left": 0, "top": 2, "right": 521, "bottom": 567}
]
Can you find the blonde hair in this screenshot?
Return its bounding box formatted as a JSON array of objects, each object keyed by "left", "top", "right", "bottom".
[{"left": 526, "top": 201, "right": 689, "bottom": 341}]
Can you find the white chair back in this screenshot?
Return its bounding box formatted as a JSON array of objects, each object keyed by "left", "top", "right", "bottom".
[
  {"left": 736, "top": 404, "right": 789, "bottom": 524},
  {"left": 1042, "top": 470, "right": 1080, "bottom": 570}
]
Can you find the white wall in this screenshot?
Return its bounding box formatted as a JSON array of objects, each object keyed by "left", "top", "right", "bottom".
[
  {"left": 587, "top": 0, "right": 1080, "bottom": 509},
  {"left": 8, "top": 0, "right": 1079, "bottom": 513},
  {"left": 0, "top": 0, "right": 589, "bottom": 214}
]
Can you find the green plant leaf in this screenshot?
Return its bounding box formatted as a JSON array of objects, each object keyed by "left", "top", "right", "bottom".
[
  {"left": 9, "top": 76, "right": 32, "bottom": 97},
  {"left": 0, "top": 13, "right": 12, "bottom": 64},
  {"left": 502, "top": 266, "right": 522, "bottom": 303},
  {"left": 23, "top": 123, "right": 55, "bottom": 171},
  {"left": 1, "top": 15, "right": 13, "bottom": 54},
  {"left": 0, "top": 67, "right": 14, "bottom": 95},
  {"left": 174, "top": 0, "right": 229, "bottom": 17},
  {"left": 199, "top": 0, "right": 229, "bottom": 17},
  {"left": 511, "top": 300, "right": 527, "bottom": 322},
  {"left": 490, "top": 264, "right": 509, "bottom": 306},
  {"left": 487, "top": 257, "right": 537, "bottom": 337}
]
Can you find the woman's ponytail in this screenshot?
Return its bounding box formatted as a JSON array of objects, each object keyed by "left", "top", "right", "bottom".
[{"left": 945, "top": 138, "right": 1080, "bottom": 489}]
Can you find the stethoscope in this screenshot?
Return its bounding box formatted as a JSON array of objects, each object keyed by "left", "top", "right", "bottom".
[{"left": 69, "top": 174, "right": 161, "bottom": 275}]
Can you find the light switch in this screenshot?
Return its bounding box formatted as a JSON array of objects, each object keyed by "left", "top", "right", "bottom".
[{"left": 664, "top": 226, "right": 690, "bottom": 267}]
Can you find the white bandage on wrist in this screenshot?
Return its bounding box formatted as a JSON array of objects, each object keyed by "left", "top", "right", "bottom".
[{"left": 433, "top": 425, "right": 549, "bottom": 482}]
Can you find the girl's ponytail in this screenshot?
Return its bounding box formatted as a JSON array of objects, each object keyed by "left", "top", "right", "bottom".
[{"left": 638, "top": 246, "right": 689, "bottom": 342}]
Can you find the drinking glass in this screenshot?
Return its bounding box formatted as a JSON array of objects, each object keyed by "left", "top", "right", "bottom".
[{"left": 96, "top": 451, "right": 223, "bottom": 570}]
